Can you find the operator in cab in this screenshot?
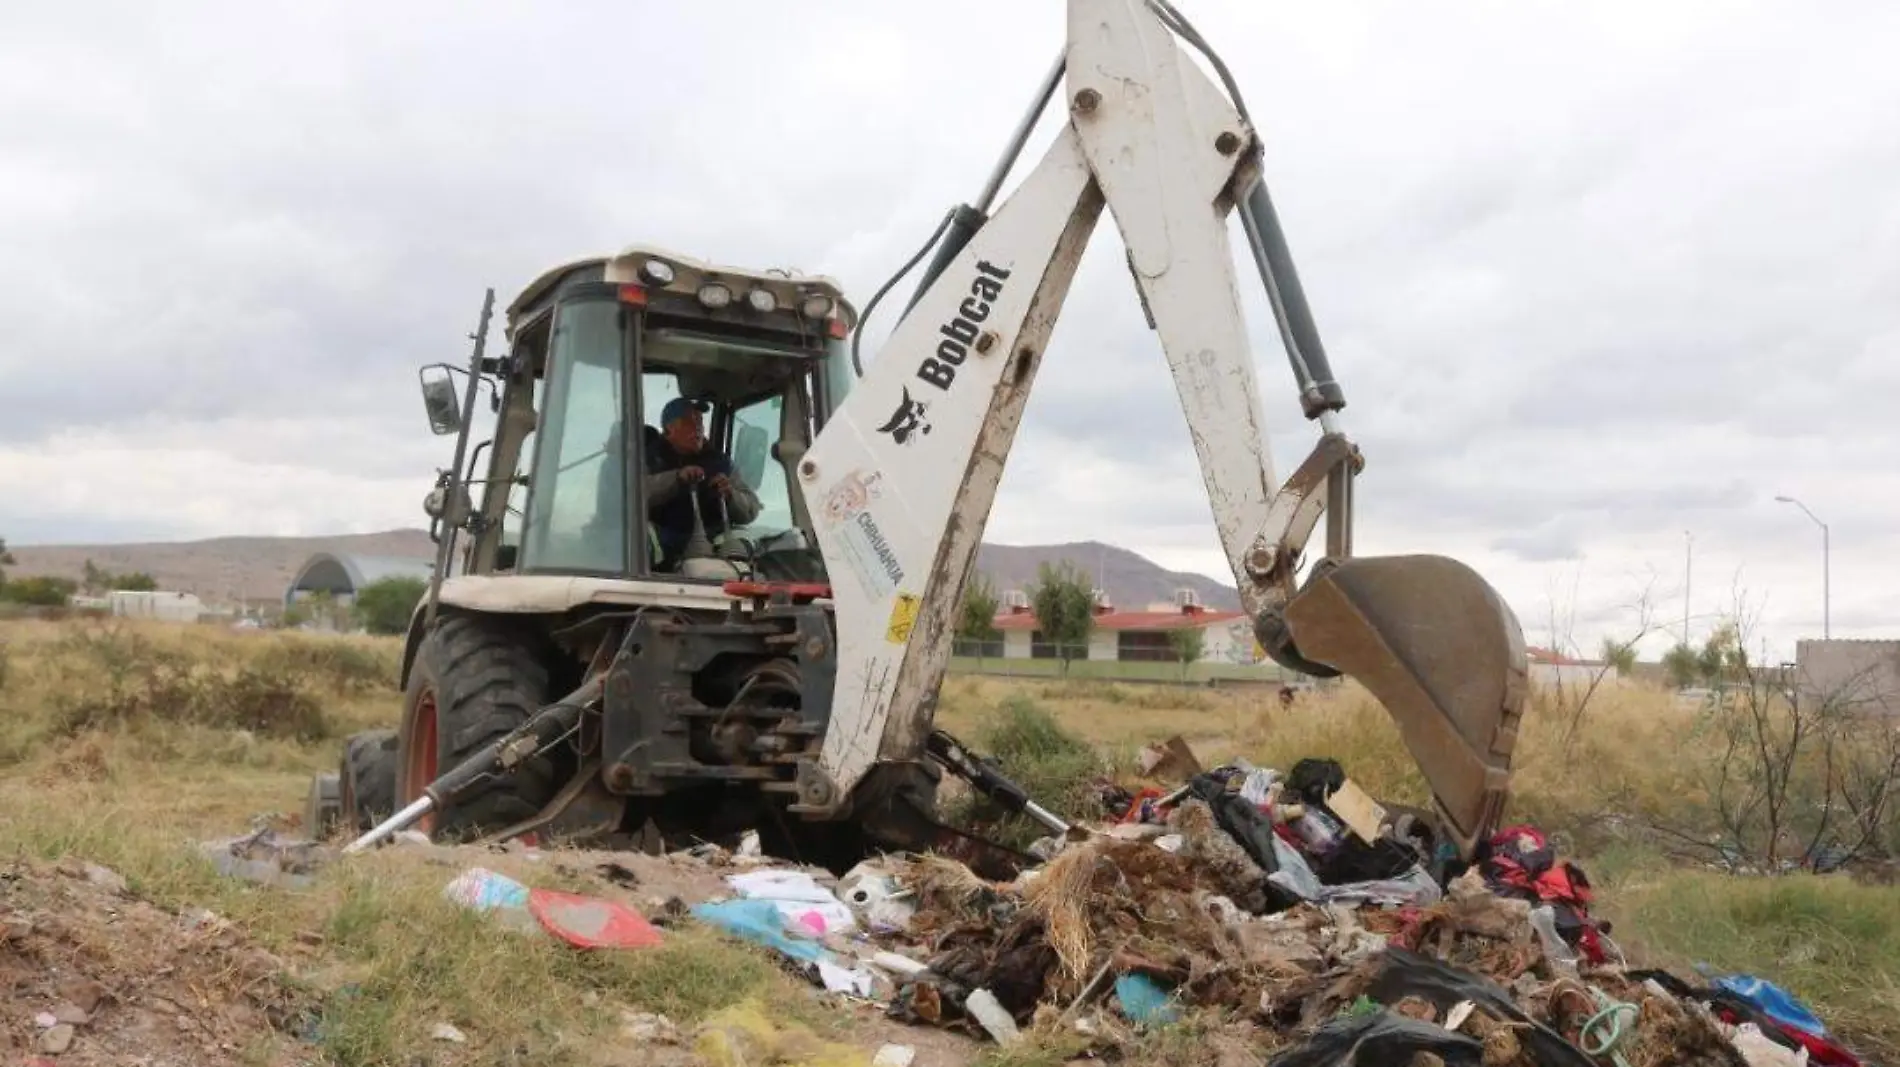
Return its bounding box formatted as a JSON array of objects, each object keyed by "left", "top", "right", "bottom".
[{"left": 645, "top": 396, "right": 761, "bottom": 569}]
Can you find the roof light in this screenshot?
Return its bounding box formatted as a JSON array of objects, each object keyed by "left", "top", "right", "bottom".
[
  {"left": 746, "top": 288, "right": 778, "bottom": 314},
  {"left": 697, "top": 282, "right": 732, "bottom": 309},
  {"left": 639, "top": 259, "right": 675, "bottom": 286},
  {"left": 826, "top": 318, "right": 848, "bottom": 340},
  {"left": 617, "top": 284, "right": 648, "bottom": 306},
  {"left": 800, "top": 293, "right": 834, "bottom": 319}
]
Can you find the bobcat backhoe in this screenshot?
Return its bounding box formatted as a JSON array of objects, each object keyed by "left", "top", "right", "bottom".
[{"left": 315, "top": 0, "right": 1527, "bottom": 876}]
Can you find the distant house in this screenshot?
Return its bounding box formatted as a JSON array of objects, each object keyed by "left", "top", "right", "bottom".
[
  {"left": 985, "top": 588, "right": 1266, "bottom": 665},
  {"left": 1525, "top": 646, "right": 1618, "bottom": 690}
]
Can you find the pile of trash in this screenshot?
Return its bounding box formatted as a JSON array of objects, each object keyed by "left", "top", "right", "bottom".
[
  {"left": 195, "top": 751, "right": 1867, "bottom": 1065},
  {"left": 668, "top": 751, "right": 1866, "bottom": 1067}
]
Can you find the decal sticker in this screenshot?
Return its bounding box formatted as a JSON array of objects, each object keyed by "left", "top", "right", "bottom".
[
  {"left": 885, "top": 593, "right": 920, "bottom": 644},
  {"left": 819, "top": 468, "right": 904, "bottom": 601},
  {"left": 835, "top": 510, "right": 905, "bottom": 602},
  {"left": 822, "top": 468, "right": 887, "bottom": 524},
  {"left": 875, "top": 388, "right": 932, "bottom": 445}
]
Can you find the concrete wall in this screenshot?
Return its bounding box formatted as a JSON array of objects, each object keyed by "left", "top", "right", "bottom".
[
  {"left": 1529, "top": 662, "right": 1621, "bottom": 690},
  {"left": 1796, "top": 639, "right": 1900, "bottom": 716}
]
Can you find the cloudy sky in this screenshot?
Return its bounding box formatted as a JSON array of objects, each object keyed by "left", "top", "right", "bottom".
[{"left": 2, "top": 0, "right": 1894, "bottom": 661}]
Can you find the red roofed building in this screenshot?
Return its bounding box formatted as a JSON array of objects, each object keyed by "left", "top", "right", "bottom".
[{"left": 987, "top": 588, "right": 1267, "bottom": 665}]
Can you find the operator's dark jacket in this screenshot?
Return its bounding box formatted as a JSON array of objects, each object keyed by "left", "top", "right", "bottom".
[{"left": 643, "top": 429, "right": 761, "bottom": 564}]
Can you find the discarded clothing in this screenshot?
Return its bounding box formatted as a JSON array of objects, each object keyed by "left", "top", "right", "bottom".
[{"left": 1477, "top": 824, "right": 1609, "bottom": 964}]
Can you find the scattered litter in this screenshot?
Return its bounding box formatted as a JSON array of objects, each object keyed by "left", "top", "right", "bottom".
[
  {"left": 1713, "top": 973, "right": 1832, "bottom": 1040},
  {"left": 872, "top": 1043, "right": 917, "bottom": 1067},
  {"left": 530, "top": 887, "right": 664, "bottom": 949},
  {"left": 839, "top": 861, "right": 917, "bottom": 934},
  {"left": 444, "top": 867, "right": 663, "bottom": 948},
  {"left": 694, "top": 1001, "right": 866, "bottom": 1065},
  {"left": 724, "top": 869, "right": 858, "bottom": 936},
  {"left": 964, "top": 988, "right": 1021, "bottom": 1045},
  {"left": 691, "top": 898, "right": 828, "bottom": 964},
  {"left": 431, "top": 1022, "right": 467, "bottom": 1043},
  {"left": 34, "top": 1012, "right": 58, "bottom": 1029},
  {"left": 1114, "top": 973, "right": 1180, "bottom": 1026}
]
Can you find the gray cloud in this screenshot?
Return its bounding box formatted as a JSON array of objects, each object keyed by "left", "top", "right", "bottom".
[{"left": 1, "top": 0, "right": 1896, "bottom": 662}]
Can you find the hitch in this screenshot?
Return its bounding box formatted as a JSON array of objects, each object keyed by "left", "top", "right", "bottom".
[{"left": 341, "top": 676, "right": 603, "bottom": 854}]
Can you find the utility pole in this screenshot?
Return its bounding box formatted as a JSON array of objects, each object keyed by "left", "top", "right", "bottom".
[
  {"left": 1775, "top": 496, "right": 1830, "bottom": 639},
  {"left": 1683, "top": 530, "right": 1692, "bottom": 645}
]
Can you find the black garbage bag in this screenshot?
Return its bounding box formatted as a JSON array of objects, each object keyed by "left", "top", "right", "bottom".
[
  {"left": 1266, "top": 1011, "right": 1483, "bottom": 1067},
  {"left": 1359, "top": 948, "right": 1596, "bottom": 1067},
  {"left": 1288, "top": 758, "right": 1347, "bottom": 805},
  {"left": 1309, "top": 834, "right": 1423, "bottom": 885}
]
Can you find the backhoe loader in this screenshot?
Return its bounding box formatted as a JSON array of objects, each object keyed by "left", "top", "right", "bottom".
[{"left": 311, "top": 0, "right": 1528, "bottom": 875}]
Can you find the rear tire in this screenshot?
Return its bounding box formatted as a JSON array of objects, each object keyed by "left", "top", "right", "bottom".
[
  {"left": 396, "top": 613, "right": 560, "bottom": 842},
  {"left": 339, "top": 728, "right": 400, "bottom": 833}
]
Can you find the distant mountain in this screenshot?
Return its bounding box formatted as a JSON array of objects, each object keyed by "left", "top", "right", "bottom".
[
  {"left": 6, "top": 529, "right": 1240, "bottom": 611},
  {"left": 5, "top": 530, "right": 438, "bottom": 605},
  {"left": 975, "top": 540, "right": 1240, "bottom": 612}
]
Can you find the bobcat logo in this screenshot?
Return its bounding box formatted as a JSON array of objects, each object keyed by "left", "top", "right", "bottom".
[{"left": 876, "top": 387, "right": 932, "bottom": 445}]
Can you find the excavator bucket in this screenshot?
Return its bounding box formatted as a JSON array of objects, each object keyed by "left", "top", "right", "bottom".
[{"left": 1281, "top": 554, "right": 1529, "bottom": 860}]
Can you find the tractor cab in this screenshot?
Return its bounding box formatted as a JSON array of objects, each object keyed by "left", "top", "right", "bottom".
[{"left": 420, "top": 246, "right": 858, "bottom": 600}]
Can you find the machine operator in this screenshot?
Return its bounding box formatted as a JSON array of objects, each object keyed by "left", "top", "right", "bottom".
[{"left": 645, "top": 396, "right": 760, "bottom": 567}]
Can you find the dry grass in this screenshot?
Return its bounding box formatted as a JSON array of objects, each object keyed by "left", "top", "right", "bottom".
[{"left": 2, "top": 617, "right": 1896, "bottom": 1063}]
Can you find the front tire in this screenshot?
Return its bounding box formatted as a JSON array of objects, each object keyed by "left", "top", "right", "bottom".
[
  {"left": 396, "top": 613, "right": 561, "bottom": 842},
  {"left": 339, "top": 728, "right": 400, "bottom": 833}
]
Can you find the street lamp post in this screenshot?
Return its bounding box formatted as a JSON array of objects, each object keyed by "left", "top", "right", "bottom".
[{"left": 1775, "top": 495, "right": 1829, "bottom": 639}]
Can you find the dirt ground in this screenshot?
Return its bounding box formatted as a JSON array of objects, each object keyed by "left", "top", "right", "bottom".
[
  {"left": 0, "top": 835, "right": 990, "bottom": 1067},
  {"left": 1, "top": 858, "right": 313, "bottom": 1067}
]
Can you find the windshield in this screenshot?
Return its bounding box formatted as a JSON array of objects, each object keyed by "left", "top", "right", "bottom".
[
  {"left": 515, "top": 289, "right": 838, "bottom": 578},
  {"left": 517, "top": 296, "right": 627, "bottom": 574}
]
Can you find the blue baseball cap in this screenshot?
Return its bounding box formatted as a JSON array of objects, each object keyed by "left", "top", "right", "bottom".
[{"left": 660, "top": 397, "right": 709, "bottom": 426}]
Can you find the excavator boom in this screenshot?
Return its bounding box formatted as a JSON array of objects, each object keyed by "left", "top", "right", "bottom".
[{"left": 796, "top": 0, "right": 1528, "bottom": 858}]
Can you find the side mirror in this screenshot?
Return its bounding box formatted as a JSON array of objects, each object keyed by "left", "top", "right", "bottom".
[
  {"left": 735, "top": 424, "right": 769, "bottom": 487},
  {"left": 419, "top": 365, "right": 464, "bottom": 436}
]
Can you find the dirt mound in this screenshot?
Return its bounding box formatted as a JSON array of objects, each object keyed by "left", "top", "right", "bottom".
[{"left": 0, "top": 859, "right": 311, "bottom": 1066}]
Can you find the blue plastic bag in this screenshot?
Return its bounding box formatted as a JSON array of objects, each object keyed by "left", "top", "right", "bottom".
[
  {"left": 1712, "top": 974, "right": 1830, "bottom": 1038},
  {"left": 1115, "top": 974, "right": 1181, "bottom": 1026},
  {"left": 690, "top": 898, "right": 827, "bottom": 963}
]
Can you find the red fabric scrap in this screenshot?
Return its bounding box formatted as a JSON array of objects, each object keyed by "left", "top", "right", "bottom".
[
  {"left": 1773, "top": 1020, "right": 1862, "bottom": 1067},
  {"left": 527, "top": 888, "right": 664, "bottom": 949}
]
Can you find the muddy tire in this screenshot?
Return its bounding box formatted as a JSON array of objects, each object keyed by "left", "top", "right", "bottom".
[
  {"left": 339, "top": 728, "right": 400, "bottom": 833},
  {"left": 396, "top": 614, "right": 559, "bottom": 842}
]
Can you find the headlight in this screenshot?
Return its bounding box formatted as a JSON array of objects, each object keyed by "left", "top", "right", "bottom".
[
  {"left": 800, "top": 293, "right": 834, "bottom": 319},
  {"left": 639, "top": 259, "right": 675, "bottom": 286},
  {"left": 746, "top": 288, "right": 778, "bottom": 313},
  {"left": 697, "top": 283, "right": 732, "bottom": 309}
]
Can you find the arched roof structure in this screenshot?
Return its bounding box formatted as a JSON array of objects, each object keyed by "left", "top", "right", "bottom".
[{"left": 287, "top": 552, "right": 435, "bottom": 603}]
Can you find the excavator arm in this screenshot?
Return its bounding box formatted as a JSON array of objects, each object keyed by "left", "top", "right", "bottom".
[{"left": 797, "top": 0, "right": 1527, "bottom": 858}]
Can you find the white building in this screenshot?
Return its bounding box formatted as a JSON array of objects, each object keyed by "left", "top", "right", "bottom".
[
  {"left": 105, "top": 590, "right": 206, "bottom": 623},
  {"left": 987, "top": 589, "right": 1267, "bottom": 665}
]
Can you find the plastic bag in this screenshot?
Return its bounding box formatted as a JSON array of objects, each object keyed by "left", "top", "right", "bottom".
[
  {"left": 1266, "top": 1011, "right": 1483, "bottom": 1066},
  {"left": 1357, "top": 948, "right": 1596, "bottom": 1067}
]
